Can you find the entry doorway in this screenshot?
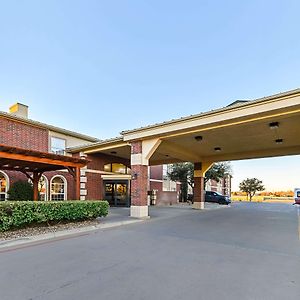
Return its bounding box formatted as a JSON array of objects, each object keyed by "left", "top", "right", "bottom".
[{"left": 104, "top": 180, "right": 130, "bottom": 207}]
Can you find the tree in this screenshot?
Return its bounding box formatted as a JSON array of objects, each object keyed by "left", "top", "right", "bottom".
[
  {"left": 239, "top": 178, "right": 264, "bottom": 201},
  {"left": 167, "top": 162, "right": 232, "bottom": 201},
  {"left": 204, "top": 162, "right": 232, "bottom": 187},
  {"left": 167, "top": 163, "right": 193, "bottom": 201},
  {"left": 8, "top": 180, "right": 34, "bottom": 201}
]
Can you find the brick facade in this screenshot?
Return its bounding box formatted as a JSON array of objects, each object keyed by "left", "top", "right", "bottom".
[
  {"left": 131, "top": 164, "right": 148, "bottom": 206},
  {"left": 194, "top": 176, "right": 205, "bottom": 203},
  {"left": 0, "top": 117, "right": 48, "bottom": 151}
]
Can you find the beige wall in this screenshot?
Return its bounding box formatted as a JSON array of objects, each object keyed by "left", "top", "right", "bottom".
[{"left": 49, "top": 130, "right": 94, "bottom": 155}]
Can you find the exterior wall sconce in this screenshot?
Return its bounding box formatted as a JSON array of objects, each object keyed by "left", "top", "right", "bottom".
[
  {"left": 275, "top": 138, "right": 283, "bottom": 144},
  {"left": 214, "top": 147, "right": 222, "bottom": 152},
  {"left": 131, "top": 173, "right": 138, "bottom": 180},
  {"left": 194, "top": 135, "right": 203, "bottom": 142},
  {"left": 269, "top": 122, "right": 279, "bottom": 129}
]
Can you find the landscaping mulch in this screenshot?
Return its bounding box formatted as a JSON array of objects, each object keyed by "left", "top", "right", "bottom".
[{"left": 0, "top": 219, "right": 101, "bottom": 241}]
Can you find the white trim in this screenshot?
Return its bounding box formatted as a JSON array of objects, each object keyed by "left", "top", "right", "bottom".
[
  {"left": 50, "top": 175, "right": 67, "bottom": 201},
  {"left": 0, "top": 171, "right": 9, "bottom": 200},
  {"left": 101, "top": 175, "right": 131, "bottom": 180},
  {"left": 40, "top": 175, "right": 49, "bottom": 201},
  {"left": 149, "top": 179, "right": 163, "bottom": 183},
  {"left": 85, "top": 169, "right": 115, "bottom": 174}
]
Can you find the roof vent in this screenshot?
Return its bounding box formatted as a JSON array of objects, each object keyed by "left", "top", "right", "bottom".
[{"left": 9, "top": 103, "right": 28, "bottom": 119}]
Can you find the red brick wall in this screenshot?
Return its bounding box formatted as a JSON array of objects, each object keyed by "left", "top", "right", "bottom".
[
  {"left": 150, "top": 165, "right": 163, "bottom": 181},
  {"left": 86, "top": 172, "right": 102, "bottom": 199},
  {"left": 131, "top": 164, "right": 148, "bottom": 206},
  {"left": 194, "top": 176, "right": 205, "bottom": 202},
  {"left": 0, "top": 117, "right": 48, "bottom": 151},
  {"left": 156, "top": 191, "right": 178, "bottom": 206},
  {"left": 150, "top": 180, "right": 163, "bottom": 192}
]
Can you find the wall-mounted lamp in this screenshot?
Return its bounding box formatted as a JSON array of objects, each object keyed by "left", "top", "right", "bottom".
[
  {"left": 131, "top": 173, "right": 138, "bottom": 180},
  {"left": 214, "top": 147, "right": 222, "bottom": 152},
  {"left": 194, "top": 135, "right": 203, "bottom": 142},
  {"left": 269, "top": 122, "right": 279, "bottom": 129},
  {"left": 275, "top": 138, "right": 283, "bottom": 144}
]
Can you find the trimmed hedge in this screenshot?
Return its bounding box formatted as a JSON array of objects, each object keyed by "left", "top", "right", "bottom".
[{"left": 0, "top": 200, "right": 109, "bottom": 231}]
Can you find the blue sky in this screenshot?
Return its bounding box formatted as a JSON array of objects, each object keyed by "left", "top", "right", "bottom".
[{"left": 0, "top": 0, "right": 300, "bottom": 191}]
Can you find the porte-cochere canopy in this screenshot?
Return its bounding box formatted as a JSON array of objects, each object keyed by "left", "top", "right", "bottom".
[{"left": 0, "top": 144, "right": 87, "bottom": 200}]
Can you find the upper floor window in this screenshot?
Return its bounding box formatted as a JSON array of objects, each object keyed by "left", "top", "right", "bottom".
[{"left": 50, "top": 137, "right": 66, "bottom": 155}]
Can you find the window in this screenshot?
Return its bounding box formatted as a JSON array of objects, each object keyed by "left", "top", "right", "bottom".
[
  {"left": 0, "top": 171, "right": 9, "bottom": 201},
  {"left": 50, "top": 137, "right": 66, "bottom": 155},
  {"left": 39, "top": 175, "right": 48, "bottom": 201},
  {"left": 163, "top": 165, "right": 168, "bottom": 180},
  {"left": 104, "top": 163, "right": 131, "bottom": 175},
  {"left": 162, "top": 165, "right": 176, "bottom": 192},
  {"left": 50, "top": 176, "right": 67, "bottom": 201}
]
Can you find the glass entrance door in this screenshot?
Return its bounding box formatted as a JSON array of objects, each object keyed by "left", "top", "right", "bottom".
[{"left": 104, "top": 181, "right": 130, "bottom": 207}]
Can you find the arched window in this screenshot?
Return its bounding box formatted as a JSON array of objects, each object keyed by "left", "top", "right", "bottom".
[
  {"left": 39, "top": 175, "right": 48, "bottom": 201},
  {"left": 0, "top": 171, "right": 9, "bottom": 201},
  {"left": 50, "top": 176, "right": 67, "bottom": 201}
]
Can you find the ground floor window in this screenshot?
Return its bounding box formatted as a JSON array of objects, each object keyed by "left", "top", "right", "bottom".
[
  {"left": 39, "top": 175, "right": 48, "bottom": 201},
  {"left": 0, "top": 171, "right": 9, "bottom": 201},
  {"left": 50, "top": 176, "right": 67, "bottom": 201}
]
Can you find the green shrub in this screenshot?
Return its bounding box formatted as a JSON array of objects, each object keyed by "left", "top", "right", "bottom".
[
  {"left": 0, "top": 200, "right": 109, "bottom": 231},
  {"left": 7, "top": 180, "right": 34, "bottom": 201}
]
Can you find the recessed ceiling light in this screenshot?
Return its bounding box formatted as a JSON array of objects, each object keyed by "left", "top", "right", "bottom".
[
  {"left": 269, "top": 122, "right": 279, "bottom": 129},
  {"left": 194, "top": 135, "right": 203, "bottom": 142},
  {"left": 275, "top": 138, "right": 283, "bottom": 144},
  {"left": 214, "top": 147, "right": 221, "bottom": 152}
]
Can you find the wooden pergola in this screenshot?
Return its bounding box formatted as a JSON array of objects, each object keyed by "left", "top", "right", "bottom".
[{"left": 0, "top": 144, "right": 88, "bottom": 201}]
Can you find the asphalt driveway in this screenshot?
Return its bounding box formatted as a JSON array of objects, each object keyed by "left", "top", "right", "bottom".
[{"left": 0, "top": 202, "right": 299, "bottom": 300}]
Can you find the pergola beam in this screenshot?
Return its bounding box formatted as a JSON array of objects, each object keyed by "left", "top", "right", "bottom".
[{"left": 0, "top": 144, "right": 88, "bottom": 201}]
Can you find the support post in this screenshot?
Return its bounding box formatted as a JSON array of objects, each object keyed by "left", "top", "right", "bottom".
[
  {"left": 130, "top": 139, "right": 161, "bottom": 218},
  {"left": 32, "top": 171, "right": 42, "bottom": 201},
  {"left": 75, "top": 167, "right": 80, "bottom": 200},
  {"left": 193, "top": 162, "right": 213, "bottom": 210}
]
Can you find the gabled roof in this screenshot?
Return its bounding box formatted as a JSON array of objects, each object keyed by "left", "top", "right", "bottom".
[
  {"left": 67, "top": 136, "right": 125, "bottom": 153},
  {"left": 120, "top": 88, "right": 300, "bottom": 135},
  {"left": 0, "top": 111, "right": 100, "bottom": 143},
  {"left": 226, "top": 100, "right": 249, "bottom": 107}
]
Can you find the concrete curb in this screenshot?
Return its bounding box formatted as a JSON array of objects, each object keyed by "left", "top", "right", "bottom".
[{"left": 0, "top": 218, "right": 144, "bottom": 250}]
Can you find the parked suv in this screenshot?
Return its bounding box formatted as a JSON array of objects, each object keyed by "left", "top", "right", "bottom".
[{"left": 205, "top": 191, "right": 231, "bottom": 205}]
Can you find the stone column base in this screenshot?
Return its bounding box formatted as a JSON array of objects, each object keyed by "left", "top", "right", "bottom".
[
  {"left": 193, "top": 201, "right": 205, "bottom": 210},
  {"left": 130, "top": 205, "right": 150, "bottom": 219}
]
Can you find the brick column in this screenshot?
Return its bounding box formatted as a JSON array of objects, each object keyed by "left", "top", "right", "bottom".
[
  {"left": 193, "top": 162, "right": 205, "bottom": 209},
  {"left": 130, "top": 141, "right": 149, "bottom": 218}
]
